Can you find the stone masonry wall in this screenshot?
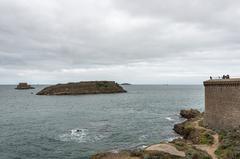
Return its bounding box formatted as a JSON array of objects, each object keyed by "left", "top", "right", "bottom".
[{"left": 204, "top": 80, "right": 240, "bottom": 130}]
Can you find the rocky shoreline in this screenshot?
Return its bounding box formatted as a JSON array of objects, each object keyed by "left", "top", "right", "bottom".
[{"left": 91, "top": 109, "right": 240, "bottom": 159}]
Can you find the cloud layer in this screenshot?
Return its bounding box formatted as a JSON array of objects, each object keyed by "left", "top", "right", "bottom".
[{"left": 0, "top": 0, "right": 240, "bottom": 84}]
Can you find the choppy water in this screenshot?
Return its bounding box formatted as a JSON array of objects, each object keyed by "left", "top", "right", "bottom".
[{"left": 0, "top": 85, "right": 204, "bottom": 159}]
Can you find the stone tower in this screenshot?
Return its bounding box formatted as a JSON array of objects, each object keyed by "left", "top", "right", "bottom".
[{"left": 204, "top": 79, "right": 240, "bottom": 130}]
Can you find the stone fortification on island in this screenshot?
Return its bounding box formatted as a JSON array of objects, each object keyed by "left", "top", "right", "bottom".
[{"left": 15, "top": 83, "right": 34, "bottom": 89}]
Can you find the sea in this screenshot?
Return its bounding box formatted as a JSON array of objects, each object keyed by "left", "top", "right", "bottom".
[{"left": 0, "top": 85, "right": 204, "bottom": 159}]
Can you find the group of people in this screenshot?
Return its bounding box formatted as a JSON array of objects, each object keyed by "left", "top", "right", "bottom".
[
  {"left": 210, "top": 75, "right": 230, "bottom": 80},
  {"left": 222, "top": 75, "right": 230, "bottom": 79}
]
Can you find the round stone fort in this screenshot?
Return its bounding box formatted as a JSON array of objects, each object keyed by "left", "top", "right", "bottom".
[{"left": 204, "top": 78, "right": 240, "bottom": 130}]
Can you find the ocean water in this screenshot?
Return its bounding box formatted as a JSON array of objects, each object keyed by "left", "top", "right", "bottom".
[{"left": 0, "top": 85, "right": 204, "bottom": 159}]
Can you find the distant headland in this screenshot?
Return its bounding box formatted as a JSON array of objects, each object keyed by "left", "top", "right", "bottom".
[
  {"left": 121, "top": 83, "right": 132, "bottom": 85},
  {"left": 36, "top": 81, "right": 127, "bottom": 95}
]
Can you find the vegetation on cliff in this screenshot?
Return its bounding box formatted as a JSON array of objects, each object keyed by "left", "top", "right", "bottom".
[
  {"left": 37, "top": 81, "right": 126, "bottom": 95},
  {"left": 173, "top": 118, "right": 214, "bottom": 145},
  {"left": 215, "top": 130, "right": 240, "bottom": 159}
]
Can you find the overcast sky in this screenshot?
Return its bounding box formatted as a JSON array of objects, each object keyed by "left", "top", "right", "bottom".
[{"left": 0, "top": 0, "right": 240, "bottom": 84}]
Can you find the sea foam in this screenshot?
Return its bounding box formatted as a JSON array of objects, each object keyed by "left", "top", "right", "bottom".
[
  {"left": 59, "top": 128, "right": 108, "bottom": 143},
  {"left": 59, "top": 128, "right": 88, "bottom": 143},
  {"left": 165, "top": 117, "right": 175, "bottom": 121}
]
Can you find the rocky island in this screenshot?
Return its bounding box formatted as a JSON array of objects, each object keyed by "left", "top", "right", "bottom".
[
  {"left": 36, "top": 81, "right": 127, "bottom": 95},
  {"left": 15, "top": 83, "right": 34, "bottom": 89}
]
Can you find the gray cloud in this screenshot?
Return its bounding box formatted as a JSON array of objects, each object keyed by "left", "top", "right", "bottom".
[{"left": 0, "top": 0, "right": 240, "bottom": 84}]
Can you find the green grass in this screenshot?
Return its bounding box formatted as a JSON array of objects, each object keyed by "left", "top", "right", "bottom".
[
  {"left": 215, "top": 130, "right": 240, "bottom": 159},
  {"left": 199, "top": 132, "right": 214, "bottom": 145},
  {"left": 96, "top": 82, "right": 112, "bottom": 88}
]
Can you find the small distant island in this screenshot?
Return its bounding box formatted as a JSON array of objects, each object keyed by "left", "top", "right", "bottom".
[
  {"left": 36, "top": 81, "right": 127, "bottom": 95},
  {"left": 15, "top": 83, "right": 34, "bottom": 90},
  {"left": 121, "top": 83, "right": 132, "bottom": 85}
]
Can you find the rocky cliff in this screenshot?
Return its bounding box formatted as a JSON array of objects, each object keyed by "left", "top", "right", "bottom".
[{"left": 36, "top": 81, "right": 127, "bottom": 95}]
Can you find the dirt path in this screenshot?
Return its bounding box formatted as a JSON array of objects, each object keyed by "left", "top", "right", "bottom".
[
  {"left": 146, "top": 143, "right": 186, "bottom": 157},
  {"left": 193, "top": 120, "right": 220, "bottom": 159}
]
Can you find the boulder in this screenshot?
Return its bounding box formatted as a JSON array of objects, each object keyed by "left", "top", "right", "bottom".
[{"left": 180, "top": 109, "right": 200, "bottom": 119}]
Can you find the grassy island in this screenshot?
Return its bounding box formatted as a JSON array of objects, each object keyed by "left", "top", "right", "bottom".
[{"left": 37, "top": 81, "right": 126, "bottom": 95}]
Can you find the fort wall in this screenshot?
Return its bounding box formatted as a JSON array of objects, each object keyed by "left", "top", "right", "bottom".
[{"left": 204, "top": 79, "right": 240, "bottom": 130}]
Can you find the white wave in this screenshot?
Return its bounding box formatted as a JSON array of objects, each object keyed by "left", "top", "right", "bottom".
[
  {"left": 165, "top": 136, "right": 181, "bottom": 142},
  {"left": 165, "top": 117, "right": 174, "bottom": 121},
  {"left": 140, "top": 145, "right": 148, "bottom": 149},
  {"left": 59, "top": 128, "right": 88, "bottom": 143},
  {"left": 109, "top": 149, "right": 120, "bottom": 153},
  {"left": 138, "top": 135, "right": 148, "bottom": 141},
  {"left": 59, "top": 128, "right": 108, "bottom": 143},
  {"left": 91, "top": 134, "right": 106, "bottom": 142}
]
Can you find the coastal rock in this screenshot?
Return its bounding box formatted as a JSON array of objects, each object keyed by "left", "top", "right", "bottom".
[
  {"left": 36, "top": 81, "right": 127, "bottom": 95},
  {"left": 173, "top": 120, "right": 205, "bottom": 144},
  {"left": 15, "top": 83, "right": 34, "bottom": 89},
  {"left": 174, "top": 113, "right": 214, "bottom": 145},
  {"left": 180, "top": 109, "right": 200, "bottom": 119},
  {"left": 91, "top": 151, "right": 141, "bottom": 159},
  {"left": 173, "top": 121, "right": 188, "bottom": 138},
  {"left": 91, "top": 149, "right": 186, "bottom": 159},
  {"left": 145, "top": 143, "right": 186, "bottom": 157},
  {"left": 91, "top": 142, "right": 211, "bottom": 159}
]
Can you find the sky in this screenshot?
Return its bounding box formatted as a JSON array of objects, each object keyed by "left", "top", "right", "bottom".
[{"left": 1, "top": 0, "right": 240, "bottom": 84}]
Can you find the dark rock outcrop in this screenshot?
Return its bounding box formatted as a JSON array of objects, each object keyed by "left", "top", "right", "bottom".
[
  {"left": 15, "top": 83, "right": 34, "bottom": 89},
  {"left": 174, "top": 110, "right": 214, "bottom": 145},
  {"left": 180, "top": 109, "right": 200, "bottom": 119},
  {"left": 91, "top": 150, "right": 186, "bottom": 159},
  {"left": 36, "top": 81, "right": 127, "bottom": 95},
  {"left": 91, "top": 141, "right": 211, "bottom": 159}
]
